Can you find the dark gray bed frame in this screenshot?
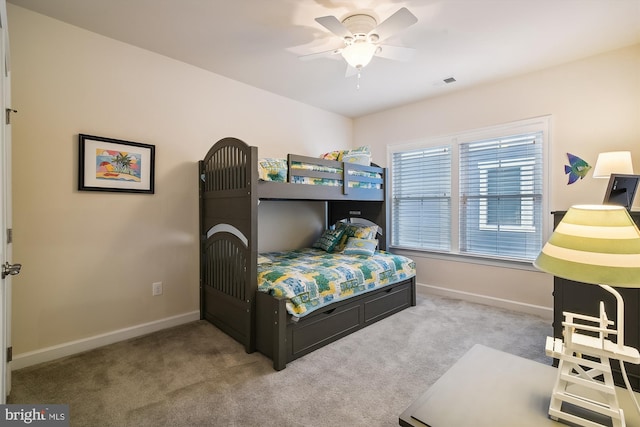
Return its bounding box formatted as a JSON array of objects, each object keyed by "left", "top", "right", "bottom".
[{"left": 199, "top": 137, "right": 416, "bottom": 370}]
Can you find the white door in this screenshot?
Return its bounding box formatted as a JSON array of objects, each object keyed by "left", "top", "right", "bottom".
[{"left": 0, "top": 0, "right": 15, "bottom": 403}]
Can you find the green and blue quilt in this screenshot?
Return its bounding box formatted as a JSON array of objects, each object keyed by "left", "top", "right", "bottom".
[{"left": 257, "top": 248, "right": 416, "bottom": 317}]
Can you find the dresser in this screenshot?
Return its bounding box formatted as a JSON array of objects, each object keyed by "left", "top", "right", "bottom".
[{"left": 552, "top": 210, "right": 640, "bottom": 391}]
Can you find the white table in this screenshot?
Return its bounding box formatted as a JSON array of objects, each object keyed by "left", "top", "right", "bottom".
[{"left": 399, "top": 344, "right": 640, "bottom": 427}]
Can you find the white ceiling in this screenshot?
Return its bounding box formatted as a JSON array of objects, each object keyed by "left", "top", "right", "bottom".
[{"left": 8, "top": 0, "right": 640, "bottom": 118}]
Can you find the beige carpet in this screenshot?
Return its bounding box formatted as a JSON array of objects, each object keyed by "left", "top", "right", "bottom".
[{"left": 9, "top": 294, "right": 552, "bottom": 426}]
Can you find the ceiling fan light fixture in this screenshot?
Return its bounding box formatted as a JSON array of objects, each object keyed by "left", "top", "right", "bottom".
[{"left": 341, "top": 41, "right": 377, "bottom": 69}]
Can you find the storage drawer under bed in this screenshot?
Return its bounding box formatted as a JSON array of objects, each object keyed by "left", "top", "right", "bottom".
[
  {"left": 254, "top": 277, "right": 416, "bottom": 370},
  {"left": 290, "top": 303, "right": 361, "bottom": 357},
  {"left": 363, "top": 280, "right": 413, "bottom": 324},
  {"left": 286, "top": 279, "right": 414, "bottom": 362}
]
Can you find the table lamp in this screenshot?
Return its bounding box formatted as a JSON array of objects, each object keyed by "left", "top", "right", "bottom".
[
  {"left": 534, "top": 204, "right": 640, "bottom": 427},
  {"left": 592, "top": 151, "right": 634, "bottom": 179}
]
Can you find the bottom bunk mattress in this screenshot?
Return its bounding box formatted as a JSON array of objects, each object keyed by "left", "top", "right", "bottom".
[{"left": 257, "top": 248, "right": 416, "bottom": 318}]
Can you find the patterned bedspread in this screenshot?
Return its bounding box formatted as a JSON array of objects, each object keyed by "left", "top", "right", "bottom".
[{"left": 257, "top": 248, "right": 416, "bottom": 317}]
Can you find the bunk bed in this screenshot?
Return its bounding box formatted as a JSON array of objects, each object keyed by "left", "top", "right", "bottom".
[{"left": 199, "top": 137, "right": 417, "bottom": 370}]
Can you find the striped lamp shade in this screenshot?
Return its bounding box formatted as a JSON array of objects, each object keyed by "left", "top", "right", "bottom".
[{"left": 534, "top": 205, "right": 640, "bottom": 287}]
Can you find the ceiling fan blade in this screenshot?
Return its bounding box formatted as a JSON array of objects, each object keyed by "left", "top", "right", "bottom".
[
  {"left": 299, "top": 47, "right": 343, "bottom": 61},
  {"left": 375, "top": 45, "right": 415, "bottom": 62},
  {"left": 371, "top": 7, "right": 418, "bottom": 41},
  {"left": 315, "top": 15, "right": 352, "bottom": 39}
]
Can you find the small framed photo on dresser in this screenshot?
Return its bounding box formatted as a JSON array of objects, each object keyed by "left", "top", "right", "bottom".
[{"left": 78, "top": 134, "right": 155, "bottom": 194}]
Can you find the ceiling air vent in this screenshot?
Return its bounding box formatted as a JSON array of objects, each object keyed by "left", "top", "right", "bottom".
[{"left": 443, "top": 77, "right": 456, "bottom": 84}]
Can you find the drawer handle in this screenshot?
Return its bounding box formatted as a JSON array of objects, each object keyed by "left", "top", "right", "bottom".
[
  {"left": 385, "top": 287, "right": 394, "bottom": 293},
  {"left": 323, "top": 308, "right": 336, "bottom": 315}
]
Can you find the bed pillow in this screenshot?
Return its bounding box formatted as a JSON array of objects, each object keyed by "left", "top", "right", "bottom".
[
  {"left": 343, "top": 238, "right": 378, "bottom": 256},
  {"left": 319, "top": 150, "right": 345, "bottom": 161},
  {"left": 349, "top": 145, "right": 371, "bottom": 154},
  {"left": 257, "top": 158, "right": 288, "bottom": 182},
  {"left": 320, "top": 146, "right": 371, "bottom": 164},
  {"left": 312, "top": 228, "right": 346, "bottom": 253},
  {"left": 342, "top": 152, "right": 371, "bottom": 166},
  {"left": 341, "top": 146, "right": 372, "bottom": 166},
  {"left": 337, "top": 222, "right": 379, "bottom": 239},
  {"left": 334, "top": 223, "right": 379, "bottom": 252}
]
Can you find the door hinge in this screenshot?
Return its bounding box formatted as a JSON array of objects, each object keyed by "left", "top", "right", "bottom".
[
  {"left": 6, "top": 228, "right": 11, "bottom": 244},
  {"left": 6, "top": 347, "right": 11, "bottom": 363},
  {"left": 2, "top": 262, "right": 21, "bottom": 279},
  {"left": 5, "top": 108, "right": 16, "bottom": 125}
]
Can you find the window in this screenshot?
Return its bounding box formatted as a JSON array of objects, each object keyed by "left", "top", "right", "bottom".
[
  {"left": 391, "top": 145, "right": 451, "bottom": 251},
  {"left": 460, "top": 133, "right": 543, "bottom": 260},
  {"left": 389, "top": 117, "right": 548, "bottom": 263}
]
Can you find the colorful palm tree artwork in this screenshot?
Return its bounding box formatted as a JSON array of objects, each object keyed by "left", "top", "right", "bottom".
[{"left": 95, "top": 149, "right": 142, "bottom": 182}]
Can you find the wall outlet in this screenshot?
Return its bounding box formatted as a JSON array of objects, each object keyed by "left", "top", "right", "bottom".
[{"left": 152, "top": 282, "right": 163, "bottom": 296}]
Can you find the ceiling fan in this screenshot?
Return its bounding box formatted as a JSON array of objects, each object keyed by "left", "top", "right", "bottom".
[{"left": 302, "top": 7, "right": 418, "bottom": 77}]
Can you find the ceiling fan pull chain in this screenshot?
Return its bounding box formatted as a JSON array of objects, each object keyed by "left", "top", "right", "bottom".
[{"left": 357, "top": 70, "right": 361, "bottom": 90}]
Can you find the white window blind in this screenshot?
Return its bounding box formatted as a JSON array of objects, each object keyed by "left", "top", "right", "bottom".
[
  {"left": 459, "top": 132, "right": 543, "bottom": 261},
  {"left": 391, "top": 145, "right": 451, "bottom": 251}
]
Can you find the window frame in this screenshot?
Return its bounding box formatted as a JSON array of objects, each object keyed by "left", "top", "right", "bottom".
[{"left": 387, "top": 116, "right": 551, "bottom": 266}]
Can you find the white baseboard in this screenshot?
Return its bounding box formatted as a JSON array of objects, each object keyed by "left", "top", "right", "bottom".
[
  {"left": 416, "top": 282, "right": 553, "bottom": 321},
  {"left": 11, "top": 311, "right": 201, "bottom": 370},
  {"left": 12, "top": 286, "right": 551, "bottom": 369}
]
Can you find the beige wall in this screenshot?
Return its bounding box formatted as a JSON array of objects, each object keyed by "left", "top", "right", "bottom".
[
  {"left": 9, "top": 3, "right": 640, "bottom": 361},
  {"left": 354, "top": 44, "right": 640, "bottom": 316},
  {"left": 8, "top": 5, "right": 351, "bottom": 357}
]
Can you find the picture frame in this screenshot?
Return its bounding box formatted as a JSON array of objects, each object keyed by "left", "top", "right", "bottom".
[
  {"left": 78, "top": 134, "right": 155, "bottom": 194},
  {"left": 603, "top": 173, "right": 639, "bottom": 211}
]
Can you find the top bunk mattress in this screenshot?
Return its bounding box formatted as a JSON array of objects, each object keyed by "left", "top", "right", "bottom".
[{"left": 257, "top": 248, "right": 416, "bottom": 318}]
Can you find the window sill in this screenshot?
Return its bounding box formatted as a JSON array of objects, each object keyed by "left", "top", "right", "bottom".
[{"left": 389, "top": 246, "right": 540, "bottom": 272}]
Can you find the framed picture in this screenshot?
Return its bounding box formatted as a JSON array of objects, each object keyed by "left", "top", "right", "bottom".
[
  {"left": 78, "top": 134, "right": 155, "bottom": 194},
  {"left": 603, "top": 173, "right": 639, "bottom": 210}
]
